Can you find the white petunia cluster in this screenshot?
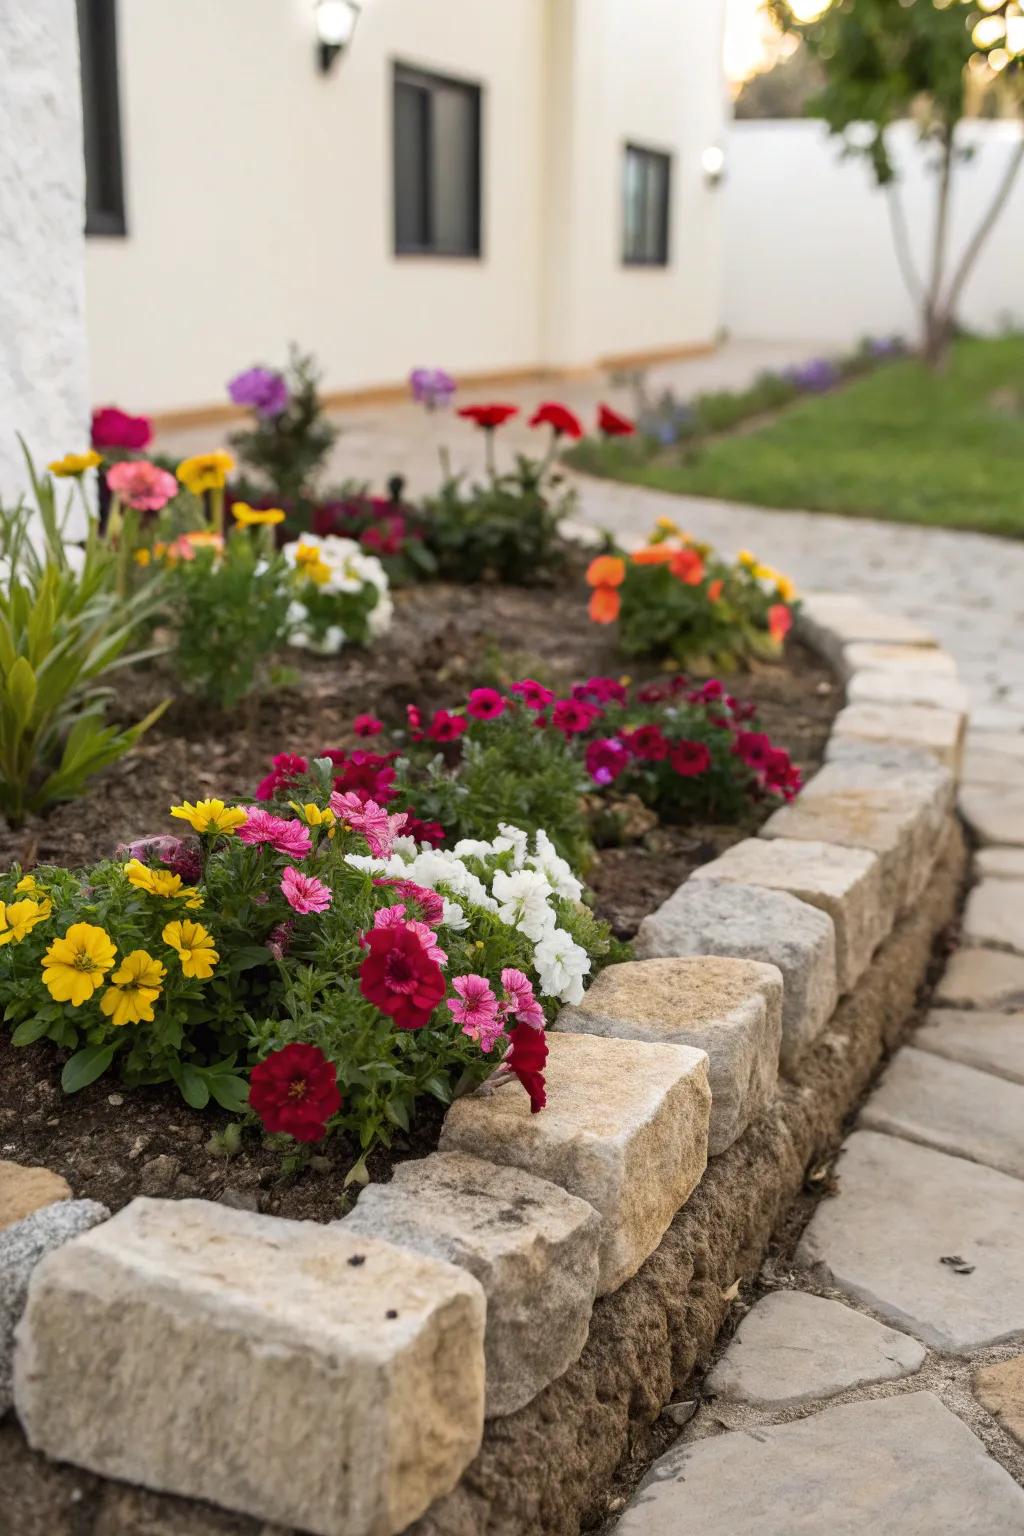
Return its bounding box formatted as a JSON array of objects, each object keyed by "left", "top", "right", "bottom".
[
  {"left": 283, "top": 534, "right": 393, "bottom": 655},
  {"left": 345, "top": 823, "right": 592, "bottom": 1004}
]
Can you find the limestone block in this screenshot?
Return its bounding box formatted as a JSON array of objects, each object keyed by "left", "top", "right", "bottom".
[
  {"left": 960, "top": 786, "right": 1024, "bottom": 847},
  {"left": 934, "top": 947, "right": 1024, "bottom": 1010},
  {"left": 761, "top": 748, "right": 953, "bottom": 913},
  {"left": 846, "top": 668, "right": 971, "bottom": 716},
  {"left": 0, "top": 1161, "right": 71, "bottom": 1232},
  {"left": 917, "top": 1009, "right": 1024, "bottom": 1085},
  {"left": 0, "top": 1198, "right": 108, "bottom": 1415},
  {"left": 554, "top": 957, "right": 781, "bottom": 1155},
  {"left": 704, "top": 1290, "right": 924, "bottom": 1407},
  {"left": 975, "top": 1356, "right": 1024, "bottom": 1448},
  {"left": 962, "top": 879, "right": 1024, "bottom": 955},
  {"left": 840, "top": 642, "right": 957, "bottom": 681},
  {"left": 14, "top": 1198, "right": 486, "bottom": 1536},
  {"left": 976, "top": 847, "right": 1024, "bottom": 881},
  {"left": 440, "top": 1032, "right": 711, "bottom": 1295},
  {"left": 635, "top": 880, "right": 838, "bottom": 1072},
  {"left": 341, "top": 1151, "right": 601, "bottom": 1418},
  {"left": 691, "top": 838, "right": 887, "bottom": 993},
  {"left": 827, "top": 701, "right": 965, "bottom": 773}
]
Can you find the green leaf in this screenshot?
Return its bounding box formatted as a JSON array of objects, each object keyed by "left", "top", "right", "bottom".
[
  {"left": 172, "top": 1062, "right": 210, "bottom": 1110},
  {"left": 422, "top": 1073, "right": 453, "bottom": 1104},
  {"left": 61, "top": 1042, "right": 118, "bottom": 1093},
  {"left": 11, "top": 1016, "right": 51, "bottom": 1046},
  {"left": 207, "top": 1074, "right": 251, "bottom": 1114},
  {"left": 384, "top": 1095, "right": 411, "bottom": 1131},
  {"left": 6, "top": 654, "right": 37, "bottom": 728}
]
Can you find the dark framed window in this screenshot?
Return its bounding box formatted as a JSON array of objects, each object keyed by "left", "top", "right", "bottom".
[
  {"left": 622, "top": 144, "right": 671, "bottom": 267},
  {"left": 76, "top": 0, "right": 126, "bottom": 236},
  {"left": 393, "top": 63, "right": 481, "bottom": 257}
]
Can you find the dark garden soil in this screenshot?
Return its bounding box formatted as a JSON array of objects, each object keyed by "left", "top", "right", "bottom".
[{"left": 0, "top": 576, "right": 839, "bottom": 1227}]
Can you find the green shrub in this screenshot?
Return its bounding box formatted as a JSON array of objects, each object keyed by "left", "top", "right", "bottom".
[{"left": 421, "top": 457, "right": 575, "bottom": 585}]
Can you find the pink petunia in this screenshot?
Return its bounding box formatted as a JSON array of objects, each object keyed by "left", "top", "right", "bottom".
[
  {"left": 371, "top": 907, "right": 448, "bottom": 965},
  {"left": 373, "top": 877, "right": 445, "bottom": 926},
  {"left": 330, "top": 792, "right": 408, "bottom": 858},
  {"left": 280, "top": 866, "right": 332, "bottom": 915},
  {"left": 500, "top": 967, "right": 546, "bottom": 1029},
  {"left": 466, "top": 688, "right": 506, "bottom": 721},
  {"left": 106, "top": 459, "right": 179, "bottom": 513},
  {"left": 552, "top": 698, "right": 602, "bottom": 735},
  {"left": 510, "top": 678, "right": 554, "bottom": 710},
  {"left": 448, "top": 974, "right": 505, "bottom": 1053},
  {"left": 353, "top": 713, "right": 384, "bottom": 738},
  {"left": 238, "top": 809, "right": 313, "bottom": 858}
]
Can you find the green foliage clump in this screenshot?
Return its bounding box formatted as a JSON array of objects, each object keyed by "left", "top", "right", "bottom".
[
  {"left": 421, "top": 457, "right": 576, "bottom": 585},
  {"left": 229, "top": 347, "right": 338, "bottom": 512}
]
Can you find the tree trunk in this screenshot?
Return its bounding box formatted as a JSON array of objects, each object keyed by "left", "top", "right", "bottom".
[{"left": 921, "top": 125, "right": 956, "bottom": 369}]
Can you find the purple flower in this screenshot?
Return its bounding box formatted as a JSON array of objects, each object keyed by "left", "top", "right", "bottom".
[
  {"left": 410, "top": 367, "right": 456, "bottom": 411},
  {"left": 228, "top": 366, "right": 290, "bottom": 418},
  {"left": 787, "top": 358, "right": 839, "bottom": 394}
]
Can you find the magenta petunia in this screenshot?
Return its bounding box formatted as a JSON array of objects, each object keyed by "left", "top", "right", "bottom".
[
  {"left": 280, "top": 866, "right": 332, "bottom": 915},
  {"left": 510, "top": 679, "right": 554, "bottom": 710},
  {"left": 448, "top": 974, "right": 505, "bottom": 1052},
  {"left": 466, "top": 688, "right": 506, "bottom": 721},
  {"left": 353, "top": 713, "right": 384, "bottom": 738},
  {"left": 238, "top": 809, "right": 312, "bottom": 858}
]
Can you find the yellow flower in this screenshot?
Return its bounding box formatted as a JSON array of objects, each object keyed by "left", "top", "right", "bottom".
[
  {"left": 14, "top": 875, "right": 52, "bottom": 919},
  {"left": 293, "top": 543, "right": 332, "bottom": 585},
  {"left": 170, "top": 799, "right": 248, "bottom": 836},
  {"left": 293, "top": 542, "right": 323, "bottom": 568},
  {"left": 163, "top": 919, "right": 219, "bottom": 979},
  {"left": 753, "top": 562, "right": 778, "bottom": 583},
  {"left": 176, "top": 451, "right": 234, "bottom": 496},
  {"left": 0, "top": 899, "right": 49, "bottom": 946},
  {"left": 232, "top": 502, "right": 286, "bottom": 527},
  {"left": 49, "top": 450, "right": 102, "bottom": 478},
  {"left": 124, "top": 859, "right": 187, "bottom": 899},
  {"left": 42, "top": 923, "right": 117, "bottom": 1006},
  {"left": 100, "top": 949, "right": 166, "bottom": 1027},
  {"left": 134, "top": 548, "right": 152, "bottom": 567},
  {"left": 775, "top": 573, "right": 797, "bottom": 603},
  {"left": 289, "top": 801, "right": 336, "bottom": 830},
  {"left": 737, "top": 550, "right": 757, "bottom": 571},
  {"left": 306, "top": 559, "right": 333, "bottom": 585},
  {"left": 655, "top": 516, "right": 681, "bottom": 536}
]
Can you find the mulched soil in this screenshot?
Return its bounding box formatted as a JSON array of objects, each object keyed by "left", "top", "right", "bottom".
[{"left": 0, "top": 575, "right": 839, "bottom": 1226}]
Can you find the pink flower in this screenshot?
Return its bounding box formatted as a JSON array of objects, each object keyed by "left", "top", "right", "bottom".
[
  {"left": 552, "top": 698, "right": 602, "bottom": 735},
  {"left": 238, "top": 808, "right": 313, "bottom": 858},
  {"left": 448, "top": 974, "right": 505, "bottom": 1052},
  {"left": 501, "top": 967, "right": 545, "bottom": 1029},
  {"left": 466, "top": 688, "right": 506, "bottom": 721},
  {"left": 255, "top": 752, "right": 309, "bottom": 801},
  {"left": 510, "top": 679, "right": 554, "bottom": 710},
  {"left": 427, "top": 709, "right": 468, "bottom": 743},
  {"left": 106, "top": 460, "right": 179, "bottom": 513},
  {"left": 573, "top": 676, "right": 627, "bottom": 705},
  {"left": 371, "top": 908, "right": 448, "bottom": 965},
  {"left": 264, "top": 920, "right": 295, "bottom": 961},
  {"left": 353, "top": 714, "right": 384, "bottom": 738},
  {"left": 373, "top": 878, "right": 445, "bottom": 926},
  {"left": 280, "top": 866, "right": 332, "bottom": 915},
  {"left": 331, "top": 792, "right": 408, "bottom": 858},
  {"left": 585, "top": 737, "right": 630, "bottom": 786}
]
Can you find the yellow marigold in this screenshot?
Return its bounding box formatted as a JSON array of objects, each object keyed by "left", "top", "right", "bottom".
[
  {"left": 737, "top": 550, "right": 757, "bottom": 571},
  {"left": 176, "top": 451, "right": 234, "bottom": 496},
  {"left": 775, "top": 573, "right": 797, "bottom": 604},
  {"left": 163, "top": 919, "right": 219, "bottom": 980},
  {"left": 232, "top": 502, "right": 286, "bottom": 527},
  {"left": 0, "top": 899, "right": 48, "bottom": 946},
  {"left": 134, "top": 548, "right": 152, "bottom": 566},
  {"left": 170, "top": 799, "right": 248, "bottom": 836},
  {"left": 42, "top": 923, "right": 117, "bottom": 1006},
  {"left": 101, "top": 949, "right": 167, "bottom": 1027},
  {"left": 49, "top": 450, "right": 102, "bottom": 478},
  {"left": 753, "top": 562, "right": 778, "bottom": 583}
]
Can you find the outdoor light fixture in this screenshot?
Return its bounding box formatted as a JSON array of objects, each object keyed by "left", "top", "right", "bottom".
[
  {"left": 701, "top": 145, "right": 726, "bottom": 188},
  {"left": 316, "top": 0, "right": 360, "bottom": 73}
]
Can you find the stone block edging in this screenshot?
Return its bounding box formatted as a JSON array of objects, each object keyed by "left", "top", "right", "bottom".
[{"left": 6, "top": 591, "right": 966, "bottom": 1536}]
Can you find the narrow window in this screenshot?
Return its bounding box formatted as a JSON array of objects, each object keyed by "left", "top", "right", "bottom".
[
  {"left": 623, "top": 144, "right": 671, "bottom": 267},
  {"left": 77, "top": 0, "right": 126, "bottom": 236},
  {"left": 393, "top": 64, "right": 481, "bottom": 257}
]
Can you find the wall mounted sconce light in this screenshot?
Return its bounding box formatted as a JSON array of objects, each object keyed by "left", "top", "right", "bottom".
[
  {"left": 316, "top": 0, "right": 361, "bottom": 73},
  {"left": 701, "top": 145, "right": 726, "bottom": 188}
]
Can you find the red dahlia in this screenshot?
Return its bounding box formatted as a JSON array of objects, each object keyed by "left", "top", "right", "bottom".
[
  {"left": 528, "top": 401, "right": 584, "bottom": 439},
  {"left": 359, "top": 924, "right": 447, "bottom": 1030},
  {"left": 458, "top": 403, "right": 519, "bottom": 431},
  {"left": 248, "top": 1042, "right": 342, "bottom": 1143},
  {"left": 597, "top": 403, "right": 635, "bottom": 438},
  {"left": 505, "top": 1023, "right": 548, "bottom": 1113}
]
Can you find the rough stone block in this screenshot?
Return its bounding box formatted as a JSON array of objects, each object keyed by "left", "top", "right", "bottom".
[
  {"left": 934, "top": 947, "right": 1024, "bottom": 1010},
  {"left": 977, "top": 847, "right": 1024, "bottom": 881},
  {"left": 634, "top": 880, "right": 838, "bottom": 1072},
  {"left": 962, "top": 743, "right": 1024, "bottom": 787},
  {"left": 828, "top": 701, "right": 965, "bottom": 773},
  {"left": 840, "top": 641, "right": 957, "bottom": 681},
  {"left": 847, "top": 668, "right": 970, "bottom": 715},
  {"left": 554, "top": 956, "right": 781, "bottom": 1156},
  {"left": 0, "top": 1198, "right": 108, "bottom": 1416},
  {"left": 0, "top": 1161, "right": 72, "bottom": 1232},
  {"left": 963, "top": 879, "right": 1024, "bottom": 955},
  {"left": 917, "top": 1009, "right": 1024, "bottom": 1085},
  {"left": 960, "top": 786, "right": 1024, "bottom": 848},
  {"left": 797, "top": 1130, "right": 1024, "bottom": 1351},
  {"left": 341, "top": 1151, "right": 601, "bottom": 1418},
  {"left": 610, "top": 1392, "right": 1024, "bottom": 1535},
  {"left": 975, "top": 1356, "right": 1024, "bottom": 1448},
  {"left": 761, "top": 748, "right": 953, "bottom": 913},
  {"left": 797, "top": 592, "right": 936, "bottom": 670},
  {"left": 691, "top": 838, "right": 886, "bottom": 993},
  {"left": 440, "top": 1032, "right": 711, "bottom": 1295},
  {"left": 704, "top": 1289, "right": 924, "bottom": 1407},
  {"left": 860, "top": 1046, "right": 1024, "bottom": 1181},
  {"left": 14, "top": 1198, "right": 486, "bottom": 1536}
]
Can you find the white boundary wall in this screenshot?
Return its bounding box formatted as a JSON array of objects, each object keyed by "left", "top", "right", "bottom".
[{"left": 721, "top": 119, "right": 1024, "bottom": 347}]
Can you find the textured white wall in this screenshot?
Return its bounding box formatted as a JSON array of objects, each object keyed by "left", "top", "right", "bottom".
[
  {"left": 84, "top": 0, "right": 727, "bottom": 413},
  {"left": 722, "top": 119, "right": 1024, "bottom": 347},
  {"left": 0, "top": 0, "right": 90, "bottom": 500}
]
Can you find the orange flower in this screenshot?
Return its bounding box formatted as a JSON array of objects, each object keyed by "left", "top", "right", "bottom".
[
  {"left": 671, "top": 548, "right": 705, "bottom": 586},
  {"left": 589, "top": 587, "right": 622, "bottom": 624},
  {"left": 708, "top": 578, "right": 724, "bottom": 603},
  {"left": 769, "top": 604, "right": 793, "bottom": 644},
  {"left": 586, "top": 555, "right": 626, "bottom": 589},
  {"left": 632, "top": 546, "right": 674, "bottom": 566}
]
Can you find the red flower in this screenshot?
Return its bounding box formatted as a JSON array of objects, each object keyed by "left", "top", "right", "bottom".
[
  {"left": 734, "top": 731, "right": 774, "bottom": 772},
  {"left": 627, "top": 724, "right": 669, "bottom": 762},
  {"left": 333, "top": 750, "right": 398, "bottom": 804},
  {"left": 91, "top": 405, "right": 153, "bottom": 451},
  {"left": 505, "top": 1023, "right": 548, "bottom": 1113},
  {"left": 359, "top": 924, "right": 447, "bottom": 1030},
  {"left": 637, "top": 684, "right": 666, "bottom": 705},
  {"left": 597, "top": 403, "right": 635, "bottom": 438},
  {"left": 769, "top": 604, "right": 793, "bottom": 644},
  {"left": 552, "top": 698, "right": 602, "bottom": 735},
  {"left": 255, "top": 752, "right": 309, "bottom": 801},
  {"left": 529, "top": 402, "right": 584, "bottom": 440},
  {"left": 585, "top": 737, "right": 630, "bottom": 786},
  {"left": 248, "top": 1043, "right": 342, "bottom": 1143},
  {"left": 670, "top": 739, "right": 712, "bottom": 777},
  {"left": 671, "top": 548, "right": 705, "bottom": 586},
  {"left": 573, "top": 675, "right": 627, "bottom": 705},
  {"left": 466, "top": 687, "right": 507, "bottom": 721},
  {"left": 458, "top": 404, "right": 519, "bottom": 431},
  {"left": 406, "top": 704, "right": 424, "bottom": 741},
  {"left": 510, "top": 678, "right": 554, "bottom": 710},
  {"left": 402, "top": 812, "right": 447, "bottom": 848},
  {"left": 353, "top": 714, "right": 384, "bottom": 738},
  {"left": 427, "top": 709, "right": 468, "bottom": 743}
]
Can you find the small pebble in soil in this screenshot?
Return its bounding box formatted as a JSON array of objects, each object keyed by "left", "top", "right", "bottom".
[
  {"left": 347, "top": 1254, "right": 366, "bottom": 1267},
  {"left": 107, "top": 1094, "right": 123, "bottom": 1106},
  {"left": 138, "top": 1153, "right": 181, "bottom": 1196}
]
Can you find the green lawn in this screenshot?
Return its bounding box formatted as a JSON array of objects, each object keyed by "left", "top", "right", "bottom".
[{"left": 574, "top": 337, "right": 1024, "bottom": 539}]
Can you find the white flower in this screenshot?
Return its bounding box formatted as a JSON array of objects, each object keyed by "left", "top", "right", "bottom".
[
  {"left": 492, "top": 868, "right": 555, "bottom": 942},
  {"left": 453, "top": 838, "right": 495, "bottom": 860},
  {"left": 533, "top": 927, "right": 591, "bottom": 1004},
  {"left": 441, "top": 899, "right": 469, "bottom": 930},
  {"left": 495, "top": 824, "right": 529, "bottom": 868},
  {"left": 368, "top": 590, "right": 393, "bottom": 637},
  {"left": 391, "top": 835, "right": 419, "bottom": 860},
  {"left": 528, "top": 829, "right": 583, "bottom": 902},
  {"left": 343, "top": 853, "right": 390, "bottom": 876}
]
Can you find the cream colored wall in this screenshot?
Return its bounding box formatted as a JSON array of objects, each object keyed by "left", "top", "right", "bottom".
[{"left": 84, "top": 0, "right": 726, "bottom": 414}]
